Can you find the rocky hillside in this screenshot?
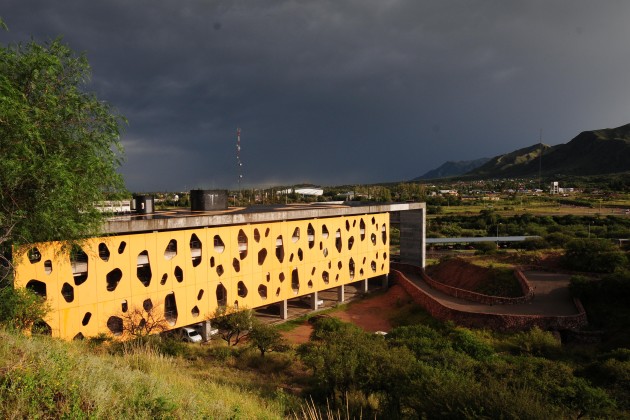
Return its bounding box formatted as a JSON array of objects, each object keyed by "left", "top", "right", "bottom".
[{"left": 466, "top": 123, "right": 630, "bottom": 178}]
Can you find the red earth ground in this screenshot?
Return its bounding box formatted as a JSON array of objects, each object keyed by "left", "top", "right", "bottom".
[
  {"left": 280, "top": 284, "right": 412, "bottom": 344},
  {"left": 425, "top": 258, "right": 491, "bottom": 290},
  {"left": 280, "top": 254, "right": 569, "bottom": 344}
]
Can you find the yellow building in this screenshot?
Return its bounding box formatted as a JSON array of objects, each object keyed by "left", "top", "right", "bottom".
[{"left": 13, "top": 202, "right": 425, "bottom": 340}]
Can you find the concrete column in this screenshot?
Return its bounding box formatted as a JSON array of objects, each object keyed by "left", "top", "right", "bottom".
[
  {"left": 360, "top": 279, "right": 369, "bottom": 293},
  {"left": 280, "top": 299, "right": 288, "bottom": 320},
  {"left": 382, "top": 274, "right": 389, "bottom": 290},
  {"left": 310, "top": 291, "right": 319, "bottom": 310},
  {"left": 200, "top": 320, "right": 212, "bottom": 342},
  {"left": 399, "top": 208, "right": 426, "bottom": 268},
  {"left": 337, "top": 285, "right": 345, "bottom": 302}
]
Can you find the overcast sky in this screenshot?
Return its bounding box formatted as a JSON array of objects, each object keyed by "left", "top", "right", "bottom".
[{"left": 3, "top": 1, "right": 630, "bottom": 192}]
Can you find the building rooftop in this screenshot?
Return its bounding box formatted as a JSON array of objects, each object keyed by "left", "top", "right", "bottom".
[
  {"left": 426, "top": 236, "right": 541, "bottom": 244},
  {"left": 104, "top": 202, "right": 425, "bottom": 234}
]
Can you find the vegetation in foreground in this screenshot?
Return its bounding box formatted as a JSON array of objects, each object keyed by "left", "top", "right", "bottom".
[
  {"left": 0, "top": 329, "right": 297, "bottom": 419},
  {"left": 2, "top": 272, "right": 630, "bottom": 419},
  {"left": 298, "top": 317, "right": 627, "bottom": 419},
  {"left": 0, "top": 315, "right": 623, "bottom": 419}
]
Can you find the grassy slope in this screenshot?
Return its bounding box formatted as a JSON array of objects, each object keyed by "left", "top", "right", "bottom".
[{"left": 0, "top": 330, "right": 289, "bottom": 419}]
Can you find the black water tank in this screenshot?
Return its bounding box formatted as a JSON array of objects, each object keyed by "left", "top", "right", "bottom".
[
  {"left": 132, "top": 195, "right": 154, "bottom": 214},
  {"left": 190, "top": 189, "right": 228, "bottom": 211}
]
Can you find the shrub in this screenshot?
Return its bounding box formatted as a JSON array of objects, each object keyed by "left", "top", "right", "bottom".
[
  {"left": 520, "top": 237, "right": 549, "bottom": 250},
  {"left": 569, "top": 275, "right": 593, "bottom": 299},
  {"left": 508, "top": 326, "right": 561, "bottom": 357},
  {"left": 545, "top": 232, "right": 572, "bottom": 248},
  {"left": 309, "top": 316, "right": 350, "bottom": 341},
  {"left": 207, "top": 345, "right": 235, "bottom": 362},
  {"left": 240, "top": 349, "right": 293, "bottom": 373},
  {"left": 449, "top": 327, "right": 495, "bottom": 360},
  {"left": 475, "top": 241, "right": 498, "bottom": 254},
  {"left": 0, "top": 286, "right": 50, "bottom": 332}
]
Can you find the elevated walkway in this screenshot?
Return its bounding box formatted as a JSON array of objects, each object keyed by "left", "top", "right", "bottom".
[{"left": 391, "top": 263, "right": 587, "bottom": 331}]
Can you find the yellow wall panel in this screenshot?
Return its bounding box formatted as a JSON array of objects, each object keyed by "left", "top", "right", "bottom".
[{"left": 13, "top": 213, "right": 390, "bottom": 340}]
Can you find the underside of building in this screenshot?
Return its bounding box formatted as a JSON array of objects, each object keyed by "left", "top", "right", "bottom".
[{"left": 13, "top": 202, "right": 425, "bottom": 340}]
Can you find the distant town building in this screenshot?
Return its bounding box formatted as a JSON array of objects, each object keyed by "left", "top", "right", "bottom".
[
  {"left": 295, "top": 187, "right": 324, "bottom": 196},
  {"left": 438, "top": 189, "right": 459, "bottom": 196},
  {"left": 277, "top": 187, "right": 324, "bottom": 196},
  {"left": 94, "top": 200, "right": 131, "bottom": 214},
  {"left": 550, "top": 182, "right": 575, "bottom": 195}
]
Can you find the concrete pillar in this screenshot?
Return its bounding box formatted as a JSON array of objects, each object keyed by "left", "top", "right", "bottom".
[
  {"left": 382, "top": 274, "right": 389, "bottom": 290},
  {"left": 200, "top": 320, "right": 212, "bottom": 342},
  {"left": 280, "top": 299, "right": 288, "bottom": 320},
  {"left": 310, "top": 291, "right": 319, "bottom": 310},
  {"left": 399, "top": 208, "right": 426, "bottom": 268},
  {"left": 359, "top": 279, "right": 368, "bottom": 293},
  {"left": 337, "top": 285, "right": 345, "bottom": 302}
]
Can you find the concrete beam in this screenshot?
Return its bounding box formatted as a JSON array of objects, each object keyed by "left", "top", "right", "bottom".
[{"left": 103, "top": 203, "right": 426, "bottom": 234}]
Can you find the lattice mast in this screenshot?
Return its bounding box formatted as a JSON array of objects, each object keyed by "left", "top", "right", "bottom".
[
  {"left": 236, "top": 128, "right": 243, "bottom": 197},
  {"left": 538, "top": 129, "right": 543, "bottom": 190}
]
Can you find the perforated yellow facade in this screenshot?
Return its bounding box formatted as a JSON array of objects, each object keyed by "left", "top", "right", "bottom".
[{"left": 13, "top": 213, "right": 390, "bottom": 340}]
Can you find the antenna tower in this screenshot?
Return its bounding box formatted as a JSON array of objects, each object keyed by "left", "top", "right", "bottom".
[
  {"left": 538, "top": 129, "right": 543, "bottom": 190},
  {"left": 236, "top": 128, "right": 243, "bottom": 196}
]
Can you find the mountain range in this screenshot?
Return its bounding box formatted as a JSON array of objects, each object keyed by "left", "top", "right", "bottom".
[
  {"left": 413, "top": 158, "right": 490, "bottom": 180},
  {"left": 414, "top": 123, "right": 630, "bottom": 180}
]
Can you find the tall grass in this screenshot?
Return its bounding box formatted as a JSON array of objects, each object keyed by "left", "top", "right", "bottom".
[
  {"left": 293, "top": 397, "right": 353, "bottom": 420},
  {"left": 0, "top": 329, "right": 288, "bottom": 419}
]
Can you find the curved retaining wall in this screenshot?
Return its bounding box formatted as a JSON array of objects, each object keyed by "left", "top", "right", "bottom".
[
  {"left": 390, "top": 267, "right": 588, "bottom": 332},
  {"left": 394, "top": 263, "right": 534, "bottom": 305}
]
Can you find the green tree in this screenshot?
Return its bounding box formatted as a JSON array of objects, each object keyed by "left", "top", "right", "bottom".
[
  {"left": 564, "top": 239, "right": 627, "bottom": 273},
  {"left": 211, "top": 306, "right": 253, "bottom": 346},
  {"left": 248, "top": 321, "right": 284, "bottom": 357},
  {"left": 0, "top": 30, "right": 126, "bottom": 257}
]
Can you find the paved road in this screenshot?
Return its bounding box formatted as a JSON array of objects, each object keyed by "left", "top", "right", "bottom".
[{"left": 399, "top": 268, "right": 579, "bottom": 316}]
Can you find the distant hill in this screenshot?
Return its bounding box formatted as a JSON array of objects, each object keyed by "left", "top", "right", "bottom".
[
  {"left": 413, "top": 158, "right": 490, "bottom": 180},
  {"left": 466, "top": 143, "right": 555, "bottom": 178},
  {"left": 465, "top": 123, "right": 630, "bottom": 179}
]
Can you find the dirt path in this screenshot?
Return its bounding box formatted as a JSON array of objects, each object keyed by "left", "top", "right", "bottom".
[
  {"left": 280, "top": 268, "right": 578, "bottom": 345},
  {"left": 400, "top": 267, "right": 578, "bottom": 316},
  {"left": 281, "top": 284, "right": 411, "bottom": 344}
]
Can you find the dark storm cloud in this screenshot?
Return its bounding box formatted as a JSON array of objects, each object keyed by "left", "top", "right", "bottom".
[{"left": 3, "top": 1, "right": 630, "bottom": 191}]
